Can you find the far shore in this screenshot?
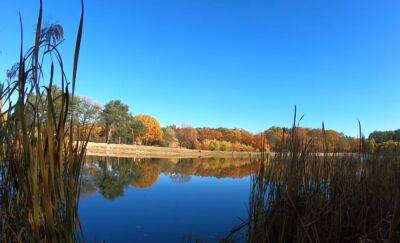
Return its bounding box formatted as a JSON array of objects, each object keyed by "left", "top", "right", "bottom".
[
  {"left": 85, "top": 142, "right": 262, "bottom": 159},
  {"left": 84, "top": 142, "right": 356, "bottom": 159}
]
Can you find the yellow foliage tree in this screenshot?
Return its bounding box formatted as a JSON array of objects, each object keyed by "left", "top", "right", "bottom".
[{"left": 133, "top": 115, "right": 163, "bottom": 145}]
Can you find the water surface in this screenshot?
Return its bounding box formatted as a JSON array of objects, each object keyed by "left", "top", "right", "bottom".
[{"left": 79, "top": 157, "right": 254, "bottom": 242}]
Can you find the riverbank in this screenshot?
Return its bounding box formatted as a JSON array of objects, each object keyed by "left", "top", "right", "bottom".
[{"left": 85, "top": 142, "right": 261, "bottom": 158}]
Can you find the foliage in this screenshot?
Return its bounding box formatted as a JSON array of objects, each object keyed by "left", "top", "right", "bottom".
[
  {"left": 264, "top": 127, "right": 285, "bottom": 150},
  {"left": 197, "top": 127, "right": 255, "bottom": 146},
  {"left": 93, "top": 166, "right": 125, "bottom": 200},
  {"left": 0, "top": 1, "right": 86, "bottom": 241},
  {"left": 74, "top": 97, "right": 102, "bottom": 124},
  {"left": 176, "top": 127, "right": 200, "bottom": 149},
  {"left": 81, "top": 157, "right": 257, "bottom": 199},
  {"left": 224, "top": 109, "right": 400, "bottom": 242},
  {"left": 202, "top": 139, "right": 254, "bottom": 152},
  {"left": 377, "top": 140, "right": 400, "bottom": 153},
  {"left": 133, "top": 115, "right": 163, "bottom": 145},
  {"left": 131, "top": 118, "right": 147, "bottom": 144},
  {"left": 264, "top": 126, "right": 358, "bottom": 152},
  {"left": 100, "top": 100, "right": 132, "bottom": 143},
  {"left": 161, "top": 126, "right": 179, "bottom": 147},
  {"left": 369, "top": 129, "right": 400, "bottom": 143},
  {"left": 253, "top": 133, "right": 271, "bottom": 152},
  {"left": 49, "top": 89, "right": 374, "bottom": 153},
  {"left": 232, "top": 155, "right": 400, "bottom": 242},
  {"left": 41, "top": 24, "right": 64, "bottom": 46}
]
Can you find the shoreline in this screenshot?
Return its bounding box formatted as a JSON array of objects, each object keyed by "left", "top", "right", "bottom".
[{"left": 85, "top": 142, "right": 261, "bottom": 159}]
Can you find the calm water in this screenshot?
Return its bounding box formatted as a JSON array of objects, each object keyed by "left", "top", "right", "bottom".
[{"left": 78, "top": 157, "right": 255, "bottom": 242}]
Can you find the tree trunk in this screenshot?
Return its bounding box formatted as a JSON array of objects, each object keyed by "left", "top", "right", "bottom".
[
  {"left": 105, "top": 124, "right": 109, "bottom": 143},
  {"left": 105, "top": 124, "right": 112, "bottom": 144}
]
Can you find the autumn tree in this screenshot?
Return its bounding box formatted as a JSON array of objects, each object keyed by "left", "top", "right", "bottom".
[
  {"left": 133, "top": 115, "right": 163, "bottom": 145},
  {"left": 239, "top": 129, "right": 254, "bottom": 146},
  {"left": 161, "top": 126, "right": 179, "bottom": 147},
  {"left": 377, "top": 140, "right": 400, "bottom": 153},
  {"left": 364, "top": 139, "right": 377, "bottom": 153},
  {"left": 253, "top": 132, "right": 270, "bottom": 152},
  {"left": 337, "top": 136, "right": 351, "bottom": 152},
  {"left": 265, "top": 127, "right": 286, "bottom": 151},
  {"left": 176, "top": 127, "right": 200, "bottom": 149},
  {"left": 325, "top": 130, "right": 341, "bottom": 152},
  {"left": 197, "top": 128, "right": 213, "bottom": 143}
]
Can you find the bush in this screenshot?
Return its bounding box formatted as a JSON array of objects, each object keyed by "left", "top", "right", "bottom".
[{"left": 201, "top": 139, "right": 254, "bottom": 152}]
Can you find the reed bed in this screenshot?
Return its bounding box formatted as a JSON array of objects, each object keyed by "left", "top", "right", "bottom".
[
  {"left": 0, "top": 1, "right": 89, "bottom": 242},
  {"left": 225, "top": 108, "right": 400, "bottom": 242}
]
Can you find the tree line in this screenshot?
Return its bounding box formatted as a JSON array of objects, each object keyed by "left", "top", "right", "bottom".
[
  {"left": 21, "top": 85, "right": 395, "bottom": 153},
  {"left": 62, "top": 92, "right": 370, "bottom": 152},
  {"left": 368, "top": 130, "right": 400, "bottom": 153}
]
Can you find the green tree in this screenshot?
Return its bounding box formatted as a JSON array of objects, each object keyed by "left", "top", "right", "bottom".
[
  {"left": 161, "top": 127, "right": 179, "bottom": 147},
  {"left": 74, "top": 97, "right": 102, "bottom": 124},
  {"left": 265, "top": 127, "right": 285, "bottom": 151},
  {"left": 368, "top": 139, "right": 377, "bottom": 153},
  {"left": 100, "top": 100, "right": 132, "bottom": 143},
  {"left": 131, "top": 119, "right": 147, "bottom": 144},
  {"left": 368, "top": 131, "right": 393, "bottom": 143},
  {"left": 94, "top": 172, "right": 125, "bottom": 200}
]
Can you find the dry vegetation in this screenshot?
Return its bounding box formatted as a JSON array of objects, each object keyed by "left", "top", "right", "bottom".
[
  {"left": 0, "top": 1, "right": 88, "bottom": 241},
  {"left": 1, "top": 1, "right": 399, "bottom": 242},
  {"left": 224, "top": 108, "right": 400, "bottom": 242}
]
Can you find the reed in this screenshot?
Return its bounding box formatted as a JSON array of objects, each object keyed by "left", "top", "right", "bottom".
[
  {"left": 0, "top": 0, "right": 88, "bottom": 241},
  {"left": 225, "top": 107, "right": 400, "bottom": 242}
]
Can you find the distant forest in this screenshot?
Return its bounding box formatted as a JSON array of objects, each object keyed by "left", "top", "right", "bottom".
[{"left": 45, "top": 87, "right": 395, "bottom": 152}]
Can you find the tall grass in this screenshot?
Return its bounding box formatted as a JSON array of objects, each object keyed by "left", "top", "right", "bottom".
[
  {"left": 225, "top": 107, "right": 400, "bottom": 242},
  {"left": 0, "top": 0, "right": 89, "bottom": 241}
]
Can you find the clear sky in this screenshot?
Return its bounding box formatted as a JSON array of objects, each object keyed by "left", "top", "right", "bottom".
[{"left": 1, "top": 0, "right": 400, "bottom": 136}]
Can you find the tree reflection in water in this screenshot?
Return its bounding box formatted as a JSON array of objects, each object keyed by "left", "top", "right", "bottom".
[
  {"left": 81, "top": 157, "right": 259, "bottom": 200},
  {"left": 170, "top": 174, "right": 191, "bottom": 184}
]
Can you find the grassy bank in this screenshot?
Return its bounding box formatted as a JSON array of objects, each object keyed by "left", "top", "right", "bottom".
[{"left": 85, "top": 142, "right": 262, "bottom": 158}]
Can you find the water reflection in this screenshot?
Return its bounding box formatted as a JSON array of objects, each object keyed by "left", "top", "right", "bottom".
[{"left": 81, "top": 157, "right": 258, "bottom": 200}]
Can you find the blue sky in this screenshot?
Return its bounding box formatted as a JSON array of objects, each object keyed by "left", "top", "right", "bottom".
[{"left": 1, "top": 0, "right": 400, "bottom": 136}]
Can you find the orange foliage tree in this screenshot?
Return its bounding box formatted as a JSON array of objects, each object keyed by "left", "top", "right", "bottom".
[
  {"left": 264, "top": 126, "right": 357, "bottom": 153},
  {"left": 176, "top": 127, "right": 200, "bottom": 149},
  {"left": 133, "top": 115, "right": 163, "bottom": 145}
]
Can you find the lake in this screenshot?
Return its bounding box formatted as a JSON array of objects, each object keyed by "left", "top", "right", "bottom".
[{"left": 79, "top": 157, "right": 256, "bottom": 242}]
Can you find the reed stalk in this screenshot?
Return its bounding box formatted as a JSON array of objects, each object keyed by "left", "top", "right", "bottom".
[
  {"left": 0, "top": 1, "right": 89, "bottom": 241},
  {"left": 225, "top": 107, "right": 400, "bottom": 242}
]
